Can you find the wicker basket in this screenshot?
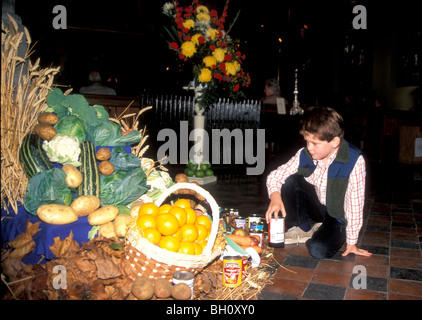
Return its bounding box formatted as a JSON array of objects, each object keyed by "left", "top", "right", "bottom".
[{"left": 124, "top": 182, "right": 222, "bottom": 281}]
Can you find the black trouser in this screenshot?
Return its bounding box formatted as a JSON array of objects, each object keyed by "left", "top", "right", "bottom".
[{"left": 281, "top": 175, "right": 346, "bottom": 259}]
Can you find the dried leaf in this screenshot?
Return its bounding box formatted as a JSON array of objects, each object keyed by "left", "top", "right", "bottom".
[
  {"left": 49, "top": 231, "right": 80, "bottom": 259},
  {"left": 95, "top": 255, "right": 122, "bottom": 280}
]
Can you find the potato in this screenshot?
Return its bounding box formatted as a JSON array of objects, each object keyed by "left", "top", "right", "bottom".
[
  {"left": 171, "top": 283, "right": 192, "bottom": 300},
  {"left": 34, "top": 123, "right": 57, "bottom": 141},
  {"left": 37, "top": 204, "right": 78, "bottom": 225},
  {"left": 38, "top": 112, "right": 59, "bottom": 125},
  {"left": 88, "top": 205, "right": 119, "bottom": 226},
  {"left": 98, "top": 161, "right": 114, "bottom": 176},
  {"left": 129, "top": 201, "right": 144, "bottom": 219},
  {"left": 70, "top": 195, "right": 100, "bottom": 217},
  {"left": 95, "top": 148, "right": 111, "bottom": 161},
  {"left": 154, "top": 278, "right": 172, "bottom": 299},
  {"left": 114, "top": 214, "right": 133, "bottom": 238},
  {"left": 62, "top": 164, "right": 83, "bottom": 188},
  {"left": 175, "top": 173, "right": 189, "bottom": 183},
  {"left": 98, "top": 222, "right": 117, "bottom": 239},
  {"left": 131, "top": 276, "right": 154, "bottom": 300}
]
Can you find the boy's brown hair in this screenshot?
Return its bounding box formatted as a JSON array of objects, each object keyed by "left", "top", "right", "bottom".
[{"left": 300, "top": 106, "right": 344, "bottom": 142}]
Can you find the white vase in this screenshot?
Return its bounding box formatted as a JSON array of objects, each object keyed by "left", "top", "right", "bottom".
[{"left": 191, "top": 87, "right": 206, "bottom": 167}]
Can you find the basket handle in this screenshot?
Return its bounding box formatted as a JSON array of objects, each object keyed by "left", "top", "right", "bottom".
[{"left": 155, "top": 183, "right": 220, "bottom": 256}]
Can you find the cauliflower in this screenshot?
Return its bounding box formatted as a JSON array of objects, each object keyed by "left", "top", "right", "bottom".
[
  {"left": 42, "top": 134, "right": 81, "bottom": 167},
  {"left": 145, "top": 170, "right": 174, "bottom": 201}
]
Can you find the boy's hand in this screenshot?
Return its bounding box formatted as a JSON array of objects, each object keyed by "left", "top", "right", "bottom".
[
  {"left": 266, "top": 192, "right": 286, "bottom": 223},
  {"left": 342, "top": 244, "right": 372, "bottom": 257}
]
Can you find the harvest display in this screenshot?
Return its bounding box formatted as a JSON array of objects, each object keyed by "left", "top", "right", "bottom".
[{"left": 1, "top": 17, "right": 278, "bottom": 301}]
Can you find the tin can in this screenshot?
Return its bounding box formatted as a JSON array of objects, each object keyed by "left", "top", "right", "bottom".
[
  {"left": 230, "top": 208, "right": 239, "bottom": 216},
  {"left": 223, "top": 255, "right": 243, "bottom": 287},
  {"left": 173, "top": 271, "right": 194, "bottom": 299},
  {"left": 268, "top": 217, "right": 285, "bottom": 248},
  {"left": 248, "top": 214, "right": 261, "bottom": 229},
  {"left": 241, "top": 257, "right": 248, "bottom": 280},
  {"left": 233, "top": 216, "right": 247, "bottom": 230}
]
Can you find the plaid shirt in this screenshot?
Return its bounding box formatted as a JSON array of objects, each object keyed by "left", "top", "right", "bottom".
[{"left": 267, "top": 147, "right": 366, "bottom": 245}]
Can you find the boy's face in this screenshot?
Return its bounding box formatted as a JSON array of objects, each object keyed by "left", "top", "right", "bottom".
[{"left": 303, "top": 132, "right": 340, "bottom": 163}]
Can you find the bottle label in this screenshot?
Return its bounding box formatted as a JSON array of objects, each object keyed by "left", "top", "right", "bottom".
[{"left": 269, "top": 218, "right": 285, "bottom": 243}]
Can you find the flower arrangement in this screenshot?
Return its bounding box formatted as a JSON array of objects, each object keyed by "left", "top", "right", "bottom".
[{"left": 163, "top": 0, "right": 251, "bottom": 110}]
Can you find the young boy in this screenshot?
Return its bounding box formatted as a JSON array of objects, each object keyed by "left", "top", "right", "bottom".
[{"left": 265, "top": 106, "right": 372, "bottom": 258}]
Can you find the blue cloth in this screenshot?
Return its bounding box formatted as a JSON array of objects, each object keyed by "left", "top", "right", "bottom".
[{"left": 1, "top": 204, "right": 94, "bottom": 265}]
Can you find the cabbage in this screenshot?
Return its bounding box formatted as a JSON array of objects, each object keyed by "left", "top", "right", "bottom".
[{"left": 55, "top": 115, "right": 88, "bottom": 144}]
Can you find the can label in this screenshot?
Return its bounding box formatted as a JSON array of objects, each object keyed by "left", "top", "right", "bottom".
[
  {"left": 234, "top": 217, "right": 247, "bottom": 229},
  {"left": 241, "top": 257, "right": 248, "bottom": 280},
  {"left": 223, "top": 256, "right": 242, "bottom": 287},
  {"left": 269, "top": 218, "right": 285, "bottom": 244},
  {"left": 248, "top": 215, "right": 261, "bottom": 229},
  {"left": 173, "top": 271, "right": 194, "bottom": 299}
]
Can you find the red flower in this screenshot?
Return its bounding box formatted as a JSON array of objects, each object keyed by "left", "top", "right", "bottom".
[
  {"left": 198, "top": 36, "right": 206, "bottom": 44},
  {"left": 170, "top": 42, "right": 179, "bottom": 49},
  {"left": 233, "top": 84, "right": 240, "bottom": 92},
  {"left": 224, "top": 54, "right": 232, "bottom": 62},
  {"left": 210, "top": 45, "right": 216, "bottom": 51},
  {"left": 214, "top": 73, "right": 223, "bottom": 80},
  {"left": 219, "top": 62, "right": 226, "bottom": 73}
]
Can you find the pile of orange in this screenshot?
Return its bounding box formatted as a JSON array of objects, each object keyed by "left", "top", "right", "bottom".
[{"left": 135, "top": 199, "right": 212, "bottom": 255}]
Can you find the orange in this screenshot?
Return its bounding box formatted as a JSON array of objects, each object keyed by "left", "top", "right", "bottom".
[
  {"left": 156, "top": 213, "right": 180, "bottom": 236},
  {"left": 173, "top": 229, "right": 183, "bottom": 241},
  {"left": 158, "top": 204, "right": 173, "bottom": 215},
  {"left": 178, "top": 241, "right": 195, "bottom": 255},
  {"left": 199, "top": 241, "right": 208, "bottom": 249},
  {"left": 196, "top": 215, "right": 212, "bottom": 231},
  {"left": 195, "top": 224, "right": 208, "bottom": 242},
  {"left": 180, "top": 224, "right": 199, "bottom": 242},
  {"left": 138, "top": 202, "right": 159, "bottom": 217},
  {"left": 169, "top": 206, "right": 187, "bottom": 226},
  {"left": 159, "top": 236, "right": 180, "bottom": 252},
  {"left": 136, "top": 214, "right": 157, "bottom": 231},
  {"left": 142, "top": 228, "right": 161, "bottom": 244},
  {"left": 185, "top": 208, "right": 197, "bottom": 224},
  {"left": 173, "top": 198, "right": 191, "bottom": 209},
  {"left": 193, "top": 242, "right": 203, "bottom": 255}
]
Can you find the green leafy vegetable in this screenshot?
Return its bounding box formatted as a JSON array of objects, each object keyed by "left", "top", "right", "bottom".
[
  {"left": 23, "top": 168, "right": 73, "bottom": 215},
  {"left": 100, "top": 168, "right": 149, "bottom": 206},
  {"left": 46, "top": 89, "right": 143, "bottom": 147},
  {"left": 54, "top": 115, "right": 88, "bottom": 144},
  {"left": 109, "top": 146, "right": 141, "bottom": 172}
]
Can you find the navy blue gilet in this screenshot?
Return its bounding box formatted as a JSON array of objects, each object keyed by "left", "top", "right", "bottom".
[{"left": 296, "top": 139, "right": 362, "bottom": 224}]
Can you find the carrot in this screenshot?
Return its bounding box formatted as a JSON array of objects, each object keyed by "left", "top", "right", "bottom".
[
  {"left": 227, "top": 234, "right": 252, "bottom": 246},
  {"left": 122, "top": 129, "right": 133, "bottom": 135},
  {"left": 240, "top": 245, "right": 262, "bottom": 254}
]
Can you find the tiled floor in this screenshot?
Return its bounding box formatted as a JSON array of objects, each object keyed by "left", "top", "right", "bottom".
[{"left": 169, "top": 161, "right": 422, "bottom": 300}]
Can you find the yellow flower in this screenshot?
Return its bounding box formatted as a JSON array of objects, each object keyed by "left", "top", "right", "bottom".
[
  {"left": 191, "top": 34, "right": 202, "bottom": 46},
  {"left": 198, "top": 68, "right": 212, "bottom": 83},
  {"left": 205, "top": 28, "right": 218, "bottom": 40},
  {"left": 225, "top": 62, "right": 237, "bottom": 76},
  {"left": 196, "top": 12, "right": 210, "bottom": 22},
  {"left": 181, "top": 41, "right": 196, "bottom": 58},
  {"left": 212, "top": 48, "right": 226, "bottom": 62},
  {"left": 182, "top": 19, "right": 195, "bottom": 30},
  {"left": 233, "top": 61, "right": 241, "bottom": 72},
  {"left": 203, "top": 56, "right": 217, "bottom": 68},
  {"left": 196, "top": 5, "right": 209, "bottom": 14}
]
